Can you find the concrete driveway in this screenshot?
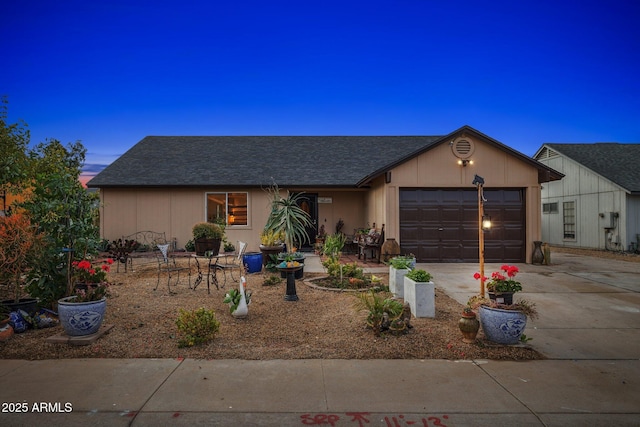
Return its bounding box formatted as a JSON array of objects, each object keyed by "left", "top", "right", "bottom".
[{"left": 421, "top": 252, "right": 640, "bottom": 360}]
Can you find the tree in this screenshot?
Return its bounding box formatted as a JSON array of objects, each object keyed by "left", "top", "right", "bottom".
[
  {"left": 0, "top": 97, "right": 30, "bottom": 199},
  {"left": 0, "top": 99, "right": 99, "bottom": 308},
  {"left": 0, "top": 214, "right": 44, "bottom": 302},
  {"left": 20, "top": 140, "right": 101, "bottom": 307}
]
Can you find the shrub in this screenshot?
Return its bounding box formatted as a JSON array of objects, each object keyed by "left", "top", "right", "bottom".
[
  {"left": 192, "top": 222, "right": 223, "bottom": 240},
  {"left": 175, "top": 307, "right": 220, "bottom": 347},
  {"left": 353, "top": 290, "right": 405, "bottom": 337},
  {"left": 405, "top": 269, "right": 432, "bottom": 282},
  {"left": 388, "top": 256, "right": 413, "bottom": 269}
]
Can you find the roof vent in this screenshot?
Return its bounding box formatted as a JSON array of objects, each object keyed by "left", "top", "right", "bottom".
[{"left": 451, "top": 137, "right": 475, "bottom": 159}]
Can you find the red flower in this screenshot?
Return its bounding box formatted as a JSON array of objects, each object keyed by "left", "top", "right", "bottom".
[{"left": 474, "top": 265, "right": 522, "bottom": 293}]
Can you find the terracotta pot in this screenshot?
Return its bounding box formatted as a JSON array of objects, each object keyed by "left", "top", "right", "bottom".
[
  {"left": 458, "top": 311, "right": 480, "bottom": 343},
  {"left": 0, "top": 319, "right": 14, "bottom": 342}
]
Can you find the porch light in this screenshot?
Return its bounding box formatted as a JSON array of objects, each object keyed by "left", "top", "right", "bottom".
[
  {"left": 458, "top": 159, "right": 473, "bottom": 167},
  {"left": 229, "top": 214, "right": 235, "bottom": 224},
  {"left": 482, "top": 214, "right": 492, "bottom": 231}
]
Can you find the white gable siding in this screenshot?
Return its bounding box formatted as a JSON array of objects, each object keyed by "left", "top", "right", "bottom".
[{"left": 537, "top": 148, "right": 629, "bottom": 250}]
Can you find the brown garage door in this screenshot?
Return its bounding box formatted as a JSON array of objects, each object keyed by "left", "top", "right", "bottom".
[{"left": 399, "top": 188, "right": 525, "bottom": 263}]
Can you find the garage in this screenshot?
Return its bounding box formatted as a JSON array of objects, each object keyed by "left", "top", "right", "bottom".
[{"left": 399, "top": 188, "right": 526, "bottom": 263}]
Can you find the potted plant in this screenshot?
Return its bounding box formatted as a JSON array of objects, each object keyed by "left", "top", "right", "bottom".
[
  {"left": 192, "top": 222, "right": 223, "bottom": 256},
  {"left": 262, "top": 182, "right": 313, "bottom": 257},
  {"left": 469, "top": 265, "right": 538, "bottom": 345},
  {"left": 57, "top": 257, "right": 113, "bottom": 336},
  {"left": 474, "top": 264, "right": 523, "bottom": 305},
  {"left": 388, "top": 255, "right": 413, "bottom": 298},
  {"left": 0, "top": 213, "right": 43, "bottom": 315},
  {"left": 403, "top": 268, "right": 435, "bottom": 318},
  {"left": 468, "top": 294, "right": 538, "bottom": 345},
  {"left": 315, "top": 224, "right": 326, "bottom": 254},
  {"left": 259, "top": 229, "right": 285, "bottom": 267}
]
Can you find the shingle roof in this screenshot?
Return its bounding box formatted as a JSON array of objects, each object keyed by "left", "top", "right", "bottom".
[
  {"left": 544, "top": 143, "right": 640, "bottom": 193},
  {"left": 87, "top": 136, "right": 441, "bottom": 188}
]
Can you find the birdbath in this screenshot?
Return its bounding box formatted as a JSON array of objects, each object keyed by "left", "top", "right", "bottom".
[{"left": 277, "top": 264, "right": 303, "bottom": 301}]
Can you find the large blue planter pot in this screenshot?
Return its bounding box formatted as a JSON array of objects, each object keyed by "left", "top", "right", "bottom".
[
  {"left": 58, "top": 297, "right": 106, "bottom": 336},
  {"left": 479, "top": 305, "right": 527, "bottom": 345}
]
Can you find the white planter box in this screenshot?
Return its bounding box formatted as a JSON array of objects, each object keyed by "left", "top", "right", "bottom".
[
  {"left": 389, "top": 266, "right": 409, "bottom": 298},
  {"left": 403, "top": 277, "right": 435, "bottom": 318}
]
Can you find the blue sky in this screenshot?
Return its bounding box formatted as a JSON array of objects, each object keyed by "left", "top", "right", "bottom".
[{"left": 3, "top": 0, "right": 639, "bottom": 180}]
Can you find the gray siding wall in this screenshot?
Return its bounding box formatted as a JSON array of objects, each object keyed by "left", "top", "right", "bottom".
[{"left": 539, "top": 153, "right": 628, "bottom": 250}]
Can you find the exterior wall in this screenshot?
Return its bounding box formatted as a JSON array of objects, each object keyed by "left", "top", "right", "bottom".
[
  {"left": 363, "top": 177, "right": 387, "bottom": 233},
  {"left": 313, "top": 189, "right": 366, "bottom": 238},
  {"left": 99, "top": 187, "right": 367, "bottom": 252},
  {"left": 384, "top": 136, "right": 542, "bottom": 262},
  {"left": 627, "top": 196, "right": 640, "bottom": 251},
  {"left": 538, "top": 153, "right": 629, "bottom": 250}
]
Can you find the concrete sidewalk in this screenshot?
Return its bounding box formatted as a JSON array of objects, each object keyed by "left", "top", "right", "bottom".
[{"left": 0, "top": 253, "right": 638, "bottom": 426}]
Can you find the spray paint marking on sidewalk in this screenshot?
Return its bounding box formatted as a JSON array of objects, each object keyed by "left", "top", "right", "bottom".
[{"left": 301, "top": 412, "right": 450, "bottom": 426}]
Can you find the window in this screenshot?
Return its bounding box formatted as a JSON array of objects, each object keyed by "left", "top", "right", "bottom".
[
  {"left": 206, "top": 192, "right": 248, "bottom": 226},
  {"left": 543, "top": 202, "right": 558, "bottom": 213},
  {"left": 563, "top": 201, "right": 576, "bottom": 239}
]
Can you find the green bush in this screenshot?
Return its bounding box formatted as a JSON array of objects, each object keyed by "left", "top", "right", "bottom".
[
  {"left": 192, "top": 222, "right": 223, "bottom": 239},
  {"left": 405, "top": 269, "right": 432, "bottom": 282},
  {"left": 175, "top": 307, "right": 220, "bottom": 347},
  {"left": 388, "top": 256, "right": 413, "bottom": 269}
]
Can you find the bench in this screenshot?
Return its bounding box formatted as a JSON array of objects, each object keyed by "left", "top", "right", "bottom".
[{"left": 109, "top": 231, "right": 169, "bottom": 272}]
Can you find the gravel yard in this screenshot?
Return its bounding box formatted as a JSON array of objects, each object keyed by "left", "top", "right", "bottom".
[
  {"left": 5, "top": 246, "right": 633, "bottom": 361},
  {"left": 1, "top": 259, "right": 545, "bottom": 360}
]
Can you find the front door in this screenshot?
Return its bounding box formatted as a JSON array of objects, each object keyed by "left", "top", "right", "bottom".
[{"left": 296, "top": 193, "right": 318, "bottom": 252}]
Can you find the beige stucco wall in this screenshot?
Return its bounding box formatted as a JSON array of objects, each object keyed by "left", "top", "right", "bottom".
[{"left": 99, "top": 187, "right": 368, "bottom": 252}]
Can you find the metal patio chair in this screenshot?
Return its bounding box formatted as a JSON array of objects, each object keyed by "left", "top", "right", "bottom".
[{"left": 212, "top": 241, "right": 248, "bottom": 288}]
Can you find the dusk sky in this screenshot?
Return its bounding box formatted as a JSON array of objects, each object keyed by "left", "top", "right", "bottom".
[{"left": 3, "top": 1, "right": 639, "bottom": 182}]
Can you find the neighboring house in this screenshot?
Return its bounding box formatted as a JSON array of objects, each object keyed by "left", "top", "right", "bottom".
[
  {"left": 87, "top": 125, "right": 562, "bottom": 263},
  {"left": 534, "top": 143, "right": 640, "bottom": 252}
]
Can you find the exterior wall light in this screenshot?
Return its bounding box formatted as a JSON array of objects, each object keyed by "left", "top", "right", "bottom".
[{"left": 458, "top": 159, "right": 473, "bottom": 167}]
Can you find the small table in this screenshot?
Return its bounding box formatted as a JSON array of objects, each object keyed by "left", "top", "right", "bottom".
[
  {"left": 277, "top": 265, "right": 303, "bottom": 301},
  {"left": 189, "top": 254, "right": 220, "bottom": 294}
]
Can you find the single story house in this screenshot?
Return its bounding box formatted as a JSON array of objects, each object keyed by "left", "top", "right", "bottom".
[
  {"left": 87, "top": 125, "right": 563, "bottom": 263},
  {"left": 534, "top": 143, "right": 640, "bottom": 252}
]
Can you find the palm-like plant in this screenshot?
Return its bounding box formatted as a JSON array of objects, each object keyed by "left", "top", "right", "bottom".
[
  {"left": 354, "top": 290, "right": 405, "bottom": 337},
  {"left": 263, "top": 183, "right": 313, "bottom": 253}
]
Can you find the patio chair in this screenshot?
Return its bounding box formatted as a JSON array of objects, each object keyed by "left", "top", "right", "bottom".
[
  {"left": 357, "top": 223, "right": 385, "bottom": 263},
  {"left": 154, "top": 243, "right": 189, "bottom": 293},
  {"left": 212, "top": 241, "right": 248, "bottom": 288}
]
